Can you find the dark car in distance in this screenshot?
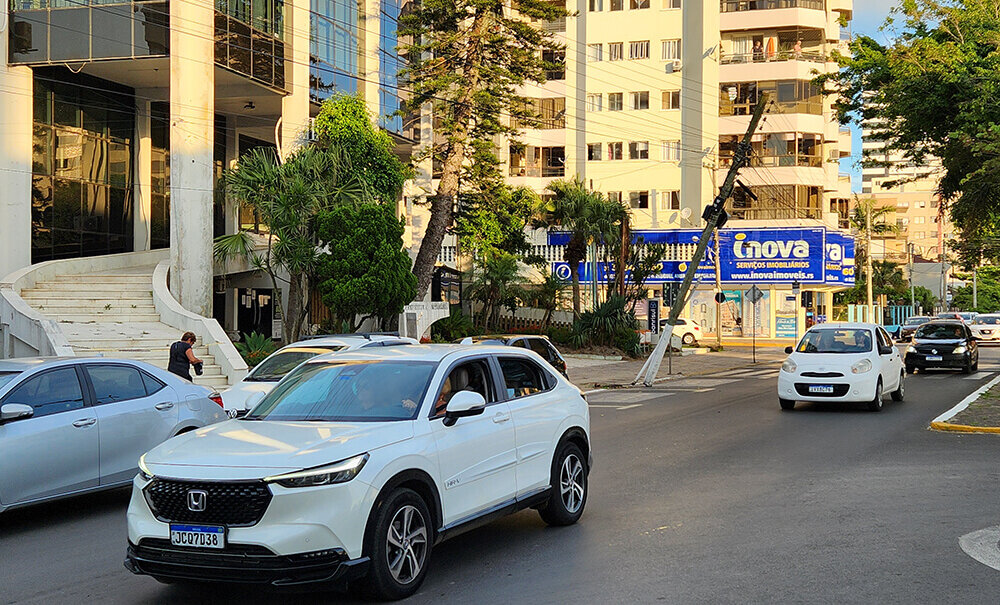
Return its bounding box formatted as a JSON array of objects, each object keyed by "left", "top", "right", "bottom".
[
  {"left": 458, "top": 335, "right": 568, "bottom": 377},
  {"left": 898, "top": 316, "right": 932, "bottom": 341},
  {"left": 904, "top": 320, "right": 979, "bottom": 374}
]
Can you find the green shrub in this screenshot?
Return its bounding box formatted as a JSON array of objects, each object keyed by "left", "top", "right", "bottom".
[
  {"left": 570, "top": 296, "right": 640, "bottom": 356},
  {"left": 235, "top": 332, "right": 277, "bottom": 368},
  {"left": 545, "top": 325, "right": 573, "bottom": 346},
  {"left": 431, "top": 309, "right": 478, "bottom": 342}
]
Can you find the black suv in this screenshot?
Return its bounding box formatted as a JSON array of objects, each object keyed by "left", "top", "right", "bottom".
[
  {"left": 459, "top": 335, "right": 568, "bottom": 377},
  {"left": 904, "top": 320, "right": 979, "bottom": 374}
]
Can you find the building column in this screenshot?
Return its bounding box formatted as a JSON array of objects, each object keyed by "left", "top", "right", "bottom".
[
  {"left": 133, "top": 100, "right": 152, "bottom": 251},
  {"left": 568, "top": 0, "right": 586, "bottom": 179},
  {"left": 281, "top": 0, "right": 312, "bottom": 158},
  {"left": 0, "top": 52, "right": 33, "bottom": 278},
  {"left": 169, "top": 0, "right": 215, "bottom": 316},
  {"left": 681, "top": 0, "right": 719, "bottom": 217}
]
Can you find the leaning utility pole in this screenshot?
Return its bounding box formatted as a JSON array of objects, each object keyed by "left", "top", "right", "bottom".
[
  {"left": 634, "top": 94, "right": 769, "bottom": 387},
  {"left": 866, "top": 201, "right": 874, "bottom": 322},
  {"left": 908, "top": 242, "right": 915, "bottom": 313},
  {"left": 714, "top": 231, "right": 723, "bottom": 349}
]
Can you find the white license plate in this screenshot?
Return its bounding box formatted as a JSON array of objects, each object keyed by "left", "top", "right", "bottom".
[
  {"left": 170, "top": 524, "right": 225, "bottom": 549},
  {"left": 808, "top": 385, "right": 835, "bottom": 394},
  {"left": 926, "top": 355, "right": 943, "bottom": 361}
]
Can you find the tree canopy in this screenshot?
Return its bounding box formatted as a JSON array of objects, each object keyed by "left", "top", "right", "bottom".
[{"left": 819, "top": 0, "right": 1000, "bottom": 252}]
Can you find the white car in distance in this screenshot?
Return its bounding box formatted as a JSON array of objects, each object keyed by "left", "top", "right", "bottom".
[
  {"left": 221, "top": 334, "right": 417, "bottom": 417},
  {"left": 777, "top": 322, "right": 904, "bottom": 412},
  {"left": 125, "top": 344, "right": 591, "bottom": 600},
  {"left": 970, "top": 314, "right": 1000, "bottom": 343}
]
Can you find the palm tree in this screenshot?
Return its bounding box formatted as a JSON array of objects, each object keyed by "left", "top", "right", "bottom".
[
  {"left": 850, "top": 196, "right": 899, "bottom": 317},
  {"left": 530, "top": 270, "right": 570, "bottom": 330},
  {"left": 466, "top": 254, "right": 525, "bottom": 331},
  {"left": 542, "top": 177, "right": 624, "bottom": 316},
  {"left": 214, "top": 145, "right": 369, "bottom": 344}
]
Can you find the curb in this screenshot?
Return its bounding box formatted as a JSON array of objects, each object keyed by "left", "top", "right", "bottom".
[{"left": 929, "top": 374, "right": 1000, "bottom": 434}]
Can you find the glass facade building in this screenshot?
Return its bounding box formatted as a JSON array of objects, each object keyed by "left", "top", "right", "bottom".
[
  {"left": 214, "top": 0, "right": 287, "bottom": 90},
  {"left": 31, "top": 68, "right": 135, "bottom": 262},
  {"left": 309, "top": 0, "right": 359, "bottom": 102},
  {"left": 378, "top": 0, "right": 401, "bottom": 134}
]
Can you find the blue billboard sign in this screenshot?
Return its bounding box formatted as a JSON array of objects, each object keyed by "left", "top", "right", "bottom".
[{"left": 824, "top": 231, "right": 856, "bottom": 286}]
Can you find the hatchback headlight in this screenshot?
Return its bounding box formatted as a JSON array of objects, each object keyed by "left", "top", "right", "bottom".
[
  {"left": 264, "top": 453, "right": 369, "bottom": 488},
  {"left": 905, "top": 345, "right": 916, "bottom": 354},
  {"left": 781, "top": 359, "right": 797, "bottom": 373},
  {"left": 851, "top": 359, "right": 873, "bottom": 374},
  {"left": 953, "top": 345, "right": 967, "bottom": 354}
]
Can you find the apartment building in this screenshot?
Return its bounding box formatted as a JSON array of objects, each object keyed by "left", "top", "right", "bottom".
[{"left": 1, "top": 0, "right": 407, "bottom": 351}]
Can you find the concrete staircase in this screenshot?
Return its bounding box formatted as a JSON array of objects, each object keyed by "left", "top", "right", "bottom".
[{"left": 19, "top": 270, "right": 230, "bottom": 390}]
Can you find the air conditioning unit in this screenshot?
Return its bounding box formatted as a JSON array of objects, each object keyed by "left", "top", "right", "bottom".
[{"left": 664, "top": 59, "right": 682, "bottom": 74}]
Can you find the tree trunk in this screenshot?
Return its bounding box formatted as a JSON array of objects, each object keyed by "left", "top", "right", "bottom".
[
  {"left": 412, "top": 14, "right": 488, "bottom": 300},
  {"left": 284, "top": 273, "right": 306, "bottom": 345},
  {"left": 571, "top": 269, "right": 581, "bottom": 316}
]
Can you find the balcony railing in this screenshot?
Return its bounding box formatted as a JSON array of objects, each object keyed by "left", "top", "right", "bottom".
[
  {"left": 720, "top": 50, "right": 827, "bottom": 64},
  {"left": 721, "top": 0, "right": 824, "bottom": 12}
]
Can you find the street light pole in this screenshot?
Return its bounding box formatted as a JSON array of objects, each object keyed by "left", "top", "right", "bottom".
[{"left": 908, "top": 242, "right": 915, "bottom": 313}]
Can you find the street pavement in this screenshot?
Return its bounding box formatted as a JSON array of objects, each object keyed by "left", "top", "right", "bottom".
[{"left": 4, "top": 346, "right": 1000, "bottom": 603}]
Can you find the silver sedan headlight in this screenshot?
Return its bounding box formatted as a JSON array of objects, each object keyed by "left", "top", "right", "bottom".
[{"left": 263, "top": 453, "right": 369, "bottom": 488}]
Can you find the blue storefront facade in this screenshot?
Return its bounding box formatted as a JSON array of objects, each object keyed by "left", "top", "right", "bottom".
[{"left": 549, "top": 226, "right": 856, "bottom": 339}]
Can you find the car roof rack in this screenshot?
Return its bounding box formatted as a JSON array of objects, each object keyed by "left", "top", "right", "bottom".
[{"left": 299, "top": 331, "right": 401, "bottom": 341}]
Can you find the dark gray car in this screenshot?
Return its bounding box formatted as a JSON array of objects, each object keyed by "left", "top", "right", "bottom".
[{"left": 0, "top": 357, "right": 226, "bottom": 513}]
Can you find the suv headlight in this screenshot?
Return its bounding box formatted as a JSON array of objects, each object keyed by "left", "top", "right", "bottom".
[
  {"left": 781, "top": 359, "right": 797, "bottom": 373},
  {"left": 953, "top": 345, "right": 967, "bottom": 354},
  {"left": 138, "top": 454, "right": 154, "bottom": 481},
  {"left": 264, "top": 453, "right": 369, "bottom": 488},
  {"left": 851, "top": 359, "right": 873, "bottom": 374},
  {"left": 905, "top": 345, "right": 916, "bottom": 354}
]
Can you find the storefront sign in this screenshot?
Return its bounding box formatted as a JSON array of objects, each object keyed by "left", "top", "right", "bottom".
[
  {"left": 776, "top": 316, "right": 797, "bottom": 338},
  {"left": 824, "top": 231, "right": 856, "bottom": 286}
]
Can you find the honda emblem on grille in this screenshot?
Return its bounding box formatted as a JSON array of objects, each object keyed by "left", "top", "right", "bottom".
[{"left": 187, "top": 489, "right": 208, "bottom": 512}]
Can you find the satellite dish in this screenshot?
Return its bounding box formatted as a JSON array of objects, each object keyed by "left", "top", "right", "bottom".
[{"left": 681, "top": 208, "right": 692, "bottom": 219}]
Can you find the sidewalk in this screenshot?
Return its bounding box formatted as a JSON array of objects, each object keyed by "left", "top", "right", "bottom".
[{"left": 566, "top": 345, "right": 787, "bottom": 390}]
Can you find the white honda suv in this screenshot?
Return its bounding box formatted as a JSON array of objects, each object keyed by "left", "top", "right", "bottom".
[{"left": 125, "top": 345, "right": 591, "bottom": 600}]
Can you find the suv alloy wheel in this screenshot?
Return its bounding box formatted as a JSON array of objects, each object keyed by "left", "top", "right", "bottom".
[
  {"left": 538, "top": 442, "right": 588, "bottom": 526},
  {"left": 365, "top": 488, "right": 433, "bottom": 600}
]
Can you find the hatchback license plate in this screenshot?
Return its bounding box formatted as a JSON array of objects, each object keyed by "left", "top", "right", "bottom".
[
  {"left": 926, "top": 355, "right": 943, "bottom": 361},
  {"left": 808, "top": 385, "right": 835, "bottom": 394},
  {"left": 170, "top": 524, "right": 225, "bottom": 549}
]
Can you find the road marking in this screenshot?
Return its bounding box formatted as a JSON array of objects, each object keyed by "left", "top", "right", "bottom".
[
  {"left": 588, "top": 391, "right": 673, "bottom": 403},
  {"left": 959, "top": 526, "right": 1000, "bottom": 571},
  {"left": 963, "top": 372, "right": 995, "bottom": 380},
  {"left": 663, "top": 378, "right": 741, "bottom": 388},
  {"left": 931, "top": 373, "right": 1000, "bottom": 425},
  {"left": 588, "top": 403, "right": 644, "bottom": 411},
  {"left": 924, "top": 375, "right": 949, "bottom": 380},
  {"left": 582, "top": 388, "right": 606, "bottom": 396}
]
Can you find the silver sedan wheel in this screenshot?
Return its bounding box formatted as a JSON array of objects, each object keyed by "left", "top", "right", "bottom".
[
  {"left": 560, "top": 454, "right": 585, "bottom": 514},
  {"left": 386, "top": 504, "right": 428, "bottom": 585}
]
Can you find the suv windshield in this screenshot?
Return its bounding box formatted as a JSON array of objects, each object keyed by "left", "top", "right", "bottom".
[
  {"left": 915, "top": 323, "right": 966, "bottom": 340},
  {"left": 904, "top": 317, "right": 930, "bottom": 326},
  {"left": 0, "top": 371, "right": 22, "bottom": 390},
  {"left": 247, "top": 346, "right": 346, "bottom": 381},
  {"left": 245, "top": 360, "right": 435, "bottom": 422},
  {"left": 796, "top": 328, "right": 873, "bottom": 354},
  {"left": 976, "top": 316, "right": 1000, "bottom": 325}
]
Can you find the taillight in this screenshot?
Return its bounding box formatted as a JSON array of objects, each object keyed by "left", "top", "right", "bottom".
[{"left": 209, "top": 393, "right": 224, "bottom": 408}]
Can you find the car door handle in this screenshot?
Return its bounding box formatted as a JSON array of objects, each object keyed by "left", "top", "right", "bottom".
[
  {"left": 492, "top": 412, "right": 511, "bottom": 424},
  {"left": 72, "top": 418, "right": 97, "bottom": 428},
  {"left": 154, "top": 402, "right": 174, "bottom": 411}
]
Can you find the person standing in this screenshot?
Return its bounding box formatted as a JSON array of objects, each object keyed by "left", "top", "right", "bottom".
[{"left": 168, "top": 332, "right": 203, "bottom": 381}]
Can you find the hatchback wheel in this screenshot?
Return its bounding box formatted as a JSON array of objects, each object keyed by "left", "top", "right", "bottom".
[
  {"left": 539, "top": 442, "right": 587, "bottom": 526},
  {"left": 682, "top": 333, "right": 696, "bottom": 345},
  {"left": 365, "top": 488, "right": 432, "bottom": 600},
  {"left": 906, "top": 364, "right": 915, "bottom": 374},
  {"left": 868, "top": 378, "right": 883, "bottom": 412},
  {"left": 890, "top": 371, "right": 905, "bottom": 402}
]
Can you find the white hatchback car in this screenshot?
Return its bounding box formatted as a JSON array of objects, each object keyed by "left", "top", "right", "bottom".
[
  {"left": 221, "top": 334, "right": 417, "bottom": 417},
  {"left": 125, "top": 345, "right": 591, "bottom": 600},
  {"left": 777, "top": 322, "right": 904, "bottom": 412}
]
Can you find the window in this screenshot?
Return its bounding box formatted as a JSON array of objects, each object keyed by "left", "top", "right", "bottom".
[
  {"left": 609, "top": 42, "right": 624, "bottom": 61},
  {"left": 527, "top": 338, "right": 560, "bottom": 364},
  {"left": 629, "top": 190, "right": 650, "bottom": 209},
  {"left": 434, "top": 360, "right": 495, "bottom": 416},
  {"left": 610, "top": 0, "right": 623, "bottom": 10},
  {"left": 629, "top": 40, "right": 650, "bottom": 60},
  {"left": 661, "top": 190, "right": 680, "bottom": 210},
  {"left": 630, "top": 0, "right": 649, "bottom": 8},
  {"left": 608, "top": 142, "right": 623, "bottom": 160},
  {"left": 897, "top": 218, "right": 909, "bottom": 227},
  {"left": 661, "top": 90, "right": 680, "bottom": 109},
  {"left": 142, "top": 372, "right": 166, "bottom": 395},
  {"left": 661, "top": 140, "right": 680, "bottom": 160},
  {"left": 629, "top": 141, "right": 649, "bottom": 159},
  {"left": 916, "top": 200, "right": 926, "bottom": 208},
  {"left": 587, "top": 143, "right": 603, "bottom": 161},
  {"left": 85, "top": 365, "right": 148, "bottom": 404},
  {"left": 630, "top": 91, "right": 649, "bottom": 110},
  {"left": 608, "top": 92, "right": 624, "bottom": 111},
  {"left": 3, "top": 368, "right": 84, "bottom": 418},
  {"left": 587, "top": 43, "right": 603, "bottom": 62},
  {"left": 662, "top": 0, "right": 680, "bottom": 8},
  {"left": 914, "top": 216, "right": 925, "bottom": 224},
  {"left": 661, "top": 39, "right": 681, "bottom": 60},
  {"left": 508, "top": 145, "right": 565, "bottom": 177},
  {"left": 586, "top": 93, "right": 603, "bottom": 112},
  {"left": 542, "top": 49, "right": 565, "bottom": 80},
  {"left": 499, "top": 358, "right": 547, "bottom": 398},
  {"left": 607, "top": 191, "right": 622, "bottom": 204},
  {"left": 589, "top": 0, "right": 603, "bottom": 10}
]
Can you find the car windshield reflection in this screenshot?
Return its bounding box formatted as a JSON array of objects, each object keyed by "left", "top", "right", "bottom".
[
  {"left": 915, "top": 324, "right": 965, "bottom": 340},
  {"left": 796, "top": 329, "right": 872, "bottom": 354},
  {"left": 246, "top": 346, "right": 346, "bottom": 381}
]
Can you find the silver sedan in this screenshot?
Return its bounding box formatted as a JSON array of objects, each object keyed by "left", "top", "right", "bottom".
[{"left": 0, "top": 357, "right": 226, "bottom": 513}]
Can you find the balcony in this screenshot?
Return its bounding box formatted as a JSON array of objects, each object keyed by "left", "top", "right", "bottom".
[
  {"left": 720, "top": 2, "right": 827, "bottom": 32},
  {"left": 721, "top": 0, "right": 824, "bottom": 11}
]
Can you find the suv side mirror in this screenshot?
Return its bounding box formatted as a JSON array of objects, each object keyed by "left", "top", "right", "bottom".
[
  {"left": 443, "top": 391, "right": 486, "bottom": 427},
  {"left": 784, "top": 346, "right": 794, "bottom": 354},
  {"left": 0, "top": 403, "right": 34, "bottom": 424},
  {"left": 880, "top": 345, "right": 893, "bottom": 355}
]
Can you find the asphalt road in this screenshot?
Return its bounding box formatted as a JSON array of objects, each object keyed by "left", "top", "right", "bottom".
[{"left": 4, "top": 345, "right": 1000, "bottom": 604}]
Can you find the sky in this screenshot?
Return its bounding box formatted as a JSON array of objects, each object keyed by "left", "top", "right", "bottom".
[{"left": 842, "top": 0, "right": 898, "bottom": 192}]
